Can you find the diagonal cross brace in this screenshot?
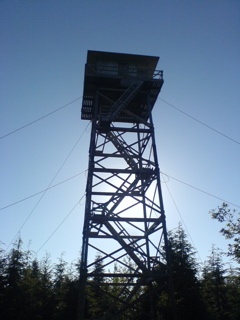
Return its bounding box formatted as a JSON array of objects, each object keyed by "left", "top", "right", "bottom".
[{"left": 104, "top": 220, "right": 147, "bottom": 272}]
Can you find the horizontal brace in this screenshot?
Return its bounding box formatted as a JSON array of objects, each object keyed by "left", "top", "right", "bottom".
[
  {"left": 87, "top": 273, "right": 143, "bottom": 278},
  {"left": 93, "top": 168, "right": 138, "bottom": 174},
  {"left": 94, "top": 152, "right": 139, "bottom": 158},
  {"left": 88, "top": 234, "right": 144, "bottom": 239},
  {"left": 87, "top": 282, "right": 139, "bottom": 287},
  {"left": 91, "top": 192, "right": 140, "bottom": 196},
  {"left": 97, "top": 126, "right": 152, "bottom": 133},
  {"left": 92, "top": 216, "right": 160, "bottom": 223},
  {"left": 93, "top": 168, "right": 155, "bottom": 174}
]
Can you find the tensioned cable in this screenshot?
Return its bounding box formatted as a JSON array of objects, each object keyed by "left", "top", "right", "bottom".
[
  {"left": 6, "top": 121, "right": 90, "bottom": 250},
  {"left": 2, "top": 168, "right": 239, "bottom": 213},
  {"left": 160, "top": 171, "right": 240, "bottom": 209},
  {"left": 33, "top": 193, "right": 85, "bottom": 256},
  {"left": 161, "top": 173, "right": 203, "bottom": 263},
  {"left": 159, "top": 98, "right": 240, "bottom": 145},
  {"left": 0, "top": 96, "right": 82, "bottom": 140},
  {"left": 0, "top": 169, "right": 87, "bottom": 211}
]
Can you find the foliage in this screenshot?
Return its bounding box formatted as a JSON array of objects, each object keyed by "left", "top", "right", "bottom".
[
  {"left": 210, "top": 202, "right": 240, "bottom": 263},
  {"left": 1, "top": 220, "right": 240, "bottom": 320},
  {"left": 86, "top": 253, "right": 107, "bottom": 318},
  {"left": 201, "top": 246, "right": 229, "bottom": 320},
  {"left": 0, "top": 238, "right": 79, "bottom": 320},
  {"left": 166, "top": 224, "right": 206, "bottom": 320},
  {"left": 201, "top": 245, "right": 240, "bottom": 320},
  {"left": 225, "top": 270, "right": 240, "bottom": 320}
]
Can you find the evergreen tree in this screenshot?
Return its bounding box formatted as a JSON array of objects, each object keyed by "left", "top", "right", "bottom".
[
  {"left": 52, "top": 254, "right": 71, "bottom": 319},
  {"left": 166, "top": 224, "right": 206, "bottom": 320},
  {"left": 201, "top": 246, "right": 229, "bottom": 320},
  {"left": 61, "top": 275, "right": 79, "bottom": 320},
  {"left": 1, "top": 238, "right": 26, "bottom": 319},
  {"left": 20, "top": 258, "right": 43, "bottom": 319},
  {"left": 87, "top": 253, "right": 107, "bottom": 318},
  {"left": 0, "top": 239, "right": 80, "bottom": 320},
  {"left": 39, "top": 253, "right": 55, "bottom": 319},
  {"left": 0, "top": 245, "right": 7, "bottom": 318},
  {"left": 225, "top": 269, "right": 240, "bottom": 320},
  {"left": 106, "top": 257, "right": 143, "bottom": 320}
]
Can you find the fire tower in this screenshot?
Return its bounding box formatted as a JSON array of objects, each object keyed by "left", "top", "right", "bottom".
[{"left": 78, "top": 51, "right": 172, "bottom": 319}]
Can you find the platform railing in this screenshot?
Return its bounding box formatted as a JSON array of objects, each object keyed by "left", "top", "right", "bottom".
[{"left": 85, "top": 64, "right": 163, "bottom": 80}]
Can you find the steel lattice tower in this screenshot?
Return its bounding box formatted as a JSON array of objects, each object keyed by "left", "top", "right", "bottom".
[{"left": 78, "top": 51, "right": 172, "bottom": 320}]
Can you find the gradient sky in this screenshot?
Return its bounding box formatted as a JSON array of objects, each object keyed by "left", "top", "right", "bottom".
[{"left": 1, "top": 0, "right": 239, "bottom": 268}]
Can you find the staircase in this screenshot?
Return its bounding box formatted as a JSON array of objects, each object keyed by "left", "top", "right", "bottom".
[
  {"left": 100, "top": 81, "right": 143, "bottom": 124},
  {"left": 107, "top": 131, "right": 138, "bottom": 171}
]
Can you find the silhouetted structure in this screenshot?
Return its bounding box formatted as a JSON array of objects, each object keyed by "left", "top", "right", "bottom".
[{"left": 78, "top": 50, "right": 172, "bottom": 319}]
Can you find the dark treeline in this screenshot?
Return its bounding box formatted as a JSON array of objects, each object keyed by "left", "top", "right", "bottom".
[
  {"left": 1, "top": 203, "right": 240, "bottom": 319},
  {"left": 0, "top": 238, "right": 79, "bottom": 320}
]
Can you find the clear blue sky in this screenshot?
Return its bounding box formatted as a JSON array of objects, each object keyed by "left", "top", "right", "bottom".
[{"left": 1, "top": 0, "right": 239, "bottom": 268}]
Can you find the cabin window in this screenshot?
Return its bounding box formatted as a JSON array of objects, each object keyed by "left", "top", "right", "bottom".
[
  {"left": 119, "top": 63, "right": 138, "bottom": 77},
  {"left": 97, "top": 60, "right": 118, "bottom": 76},
  {"left": 128, "top": 64, "right": 137, "bottom": 77}
]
